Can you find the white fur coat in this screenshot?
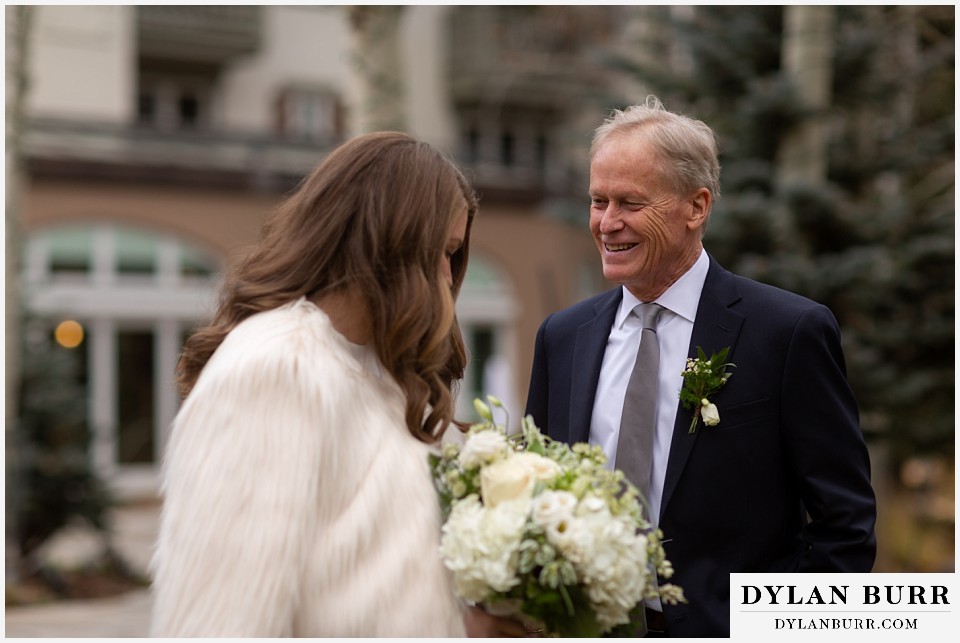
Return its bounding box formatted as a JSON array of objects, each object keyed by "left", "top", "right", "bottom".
[{"left": 150, "top": 299, "right": 466, "bottom": 637}]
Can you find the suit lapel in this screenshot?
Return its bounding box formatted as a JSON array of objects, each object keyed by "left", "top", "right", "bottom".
[
  {"left": 660, "top": 257, "right": 744, "bottom": 519},
  {"left": 568, "top": 290, "right": 621, "bottom": 444}
]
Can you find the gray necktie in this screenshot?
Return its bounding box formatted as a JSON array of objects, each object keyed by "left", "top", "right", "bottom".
[{"left": 617, "top": 302, "right": 664, "bottom": 502}]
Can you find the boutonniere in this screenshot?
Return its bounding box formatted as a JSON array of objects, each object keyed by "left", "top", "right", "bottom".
[{"left": 680, "top": 346, "right": 735, "bottom": 433}]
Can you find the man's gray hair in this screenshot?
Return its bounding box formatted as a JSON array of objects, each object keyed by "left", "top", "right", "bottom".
[{"left": 591, "top": 95, "right": 721, "bottom": 201}]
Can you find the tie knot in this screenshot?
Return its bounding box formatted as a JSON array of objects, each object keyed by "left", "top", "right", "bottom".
[{"left": 635, "top": 303, "right": 664, "bottom": 331}]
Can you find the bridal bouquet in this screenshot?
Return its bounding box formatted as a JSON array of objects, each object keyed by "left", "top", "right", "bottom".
[{"left": 430, "top": 397, "right": 684, "bottom": 637}]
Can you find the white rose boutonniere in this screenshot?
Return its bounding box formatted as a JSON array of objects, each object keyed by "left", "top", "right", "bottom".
[
  {"left": 700, "top": 400, "right": 721, "bottom": 426},
  {"left": 680, "top": 347, "right": 735, "bottom": 433}
]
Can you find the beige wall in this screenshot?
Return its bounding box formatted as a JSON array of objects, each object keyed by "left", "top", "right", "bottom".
[
  {"left": 27, "top": 5, "right": 134, "bottom": 123},
  {"left": 218, "top": 7, "right": 350, "bottom": 134},
  {"left": 401, "top": 6, "right": 459, "bottom": 151}
]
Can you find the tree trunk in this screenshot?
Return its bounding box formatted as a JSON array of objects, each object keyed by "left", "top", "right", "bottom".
[
  {"left": 5, "top": 3, "right": 32, "bottom": 582},
  {"left": 775, "top": 5, "right": 836, "bottom": 188}
]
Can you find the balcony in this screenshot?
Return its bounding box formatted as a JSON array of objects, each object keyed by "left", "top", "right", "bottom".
[
  {"left": 24, "top": 118, "right": 334, "bottom": 192},
  {"left": 137, "top": 6, "right": 261, "bottom": 64}
]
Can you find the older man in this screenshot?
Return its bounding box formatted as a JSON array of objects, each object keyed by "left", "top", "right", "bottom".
[{"left": 525, "top": 96, "right": 876, "bottom": 637}]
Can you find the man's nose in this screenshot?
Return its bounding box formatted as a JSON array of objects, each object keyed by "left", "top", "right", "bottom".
[{"left": 598, "top": 205, "right": 624, "bottom": 235}]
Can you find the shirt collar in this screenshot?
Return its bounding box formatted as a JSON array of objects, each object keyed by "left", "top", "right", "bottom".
[{"left": 614, "top": 249, "right": 709, "bottom": 329}]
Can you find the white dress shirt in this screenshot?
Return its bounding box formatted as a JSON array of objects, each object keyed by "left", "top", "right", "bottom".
[{"left": 589, "top": 249, "right": 709, "bottom": 527}]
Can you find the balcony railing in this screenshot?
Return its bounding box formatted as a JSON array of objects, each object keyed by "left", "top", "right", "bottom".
[{"left": 24, "top": 118, "right": 334, "bottom": 188}]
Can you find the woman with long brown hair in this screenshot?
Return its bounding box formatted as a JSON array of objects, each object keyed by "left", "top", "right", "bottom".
[{"left": 149, "top": 132, "right": 508, "bottom": 636}]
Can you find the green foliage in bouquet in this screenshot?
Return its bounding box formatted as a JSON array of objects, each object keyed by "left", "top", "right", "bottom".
[{"left": 430, "top": 397, "right": 685, "bottom": 637}]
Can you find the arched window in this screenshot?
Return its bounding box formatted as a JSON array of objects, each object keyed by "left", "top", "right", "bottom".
[{"left": 22, "top": 223, "right": 220, "bottom": 496}]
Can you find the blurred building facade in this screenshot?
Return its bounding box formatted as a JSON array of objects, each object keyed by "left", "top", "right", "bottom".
[{"left": 16, "top": 5, "right": 622, "bottom": 497}]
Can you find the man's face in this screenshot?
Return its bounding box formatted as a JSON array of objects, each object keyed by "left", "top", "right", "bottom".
[{"left": 588, "top": 131, "right": 706, "bottom": 298}]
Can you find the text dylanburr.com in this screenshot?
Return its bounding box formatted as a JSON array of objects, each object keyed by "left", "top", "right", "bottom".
[{"left": 731, "top": 573, "right": 957, "bottom": 640}]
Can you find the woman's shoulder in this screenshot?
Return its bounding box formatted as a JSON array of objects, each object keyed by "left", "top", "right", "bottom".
[
  {"left": 203, "top": 298, "right": 356, "bottom": 384},
  {"left": 226, "top": 298, "right": 337, "bottom": 351}
]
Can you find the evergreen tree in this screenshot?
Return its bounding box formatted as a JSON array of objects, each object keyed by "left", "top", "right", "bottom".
[
  {"left": 13, "top": 320, "right": 114, "bottom": 582},
  {"left": 605, "top": 6, "right": 954, "bottom": 468}
]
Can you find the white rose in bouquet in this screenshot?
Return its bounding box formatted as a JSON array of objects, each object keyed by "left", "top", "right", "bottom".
[
  {"left": 459, "top": 429, "right": 509, "bottom": 468},
  {"left": 531, "top": 489, "right": 577, "bottom": 530},
  {"left": 480, "top": 451, "right": 560, "bottom": 508}
]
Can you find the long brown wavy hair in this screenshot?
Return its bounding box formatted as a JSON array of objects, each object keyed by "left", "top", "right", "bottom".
[{"left": 177, "top": 131, "right": 478, "bottom": 443}]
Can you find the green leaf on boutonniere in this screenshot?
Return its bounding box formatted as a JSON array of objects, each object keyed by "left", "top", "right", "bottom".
[{"left": 679, "top": 346, "right": 735, "bottom": 433}]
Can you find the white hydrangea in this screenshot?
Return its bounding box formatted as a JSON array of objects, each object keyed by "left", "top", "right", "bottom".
[
  {"left": 440, "top": 494, "right": 528, "bottom": 602},
  {"left": 576, "top": 512, "right": 650, "bottom": 630}
]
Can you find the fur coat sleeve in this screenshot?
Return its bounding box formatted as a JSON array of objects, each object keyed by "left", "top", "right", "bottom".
[{"left": 149, "top": 300, "right": 465, "bottom": 637}]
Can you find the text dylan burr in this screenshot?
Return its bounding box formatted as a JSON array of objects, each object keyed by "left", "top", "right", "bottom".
[{"left": 742, "top": 585, "right": 949, "bottom": 606}]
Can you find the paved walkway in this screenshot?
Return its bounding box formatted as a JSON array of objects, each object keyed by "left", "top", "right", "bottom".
[
  {"left": 5, "top": 503, "right": 159, "bottom": 638},
  {"left": 5, "top": 589, "right": 152, "bottom": 638}
]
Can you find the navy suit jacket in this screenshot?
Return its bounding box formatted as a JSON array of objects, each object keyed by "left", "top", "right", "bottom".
[{"left": 525, "top": 255, "right": 877, "bottom": 637}]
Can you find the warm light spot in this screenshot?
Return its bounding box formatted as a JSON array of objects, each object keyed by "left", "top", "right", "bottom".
[{"left": 54, "top": 320, "right": 85, "bottom": 348}]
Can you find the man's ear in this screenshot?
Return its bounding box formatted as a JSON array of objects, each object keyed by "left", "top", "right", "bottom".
[{"left": 687, "top": 188, "right": 711, "bottom": 230}]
